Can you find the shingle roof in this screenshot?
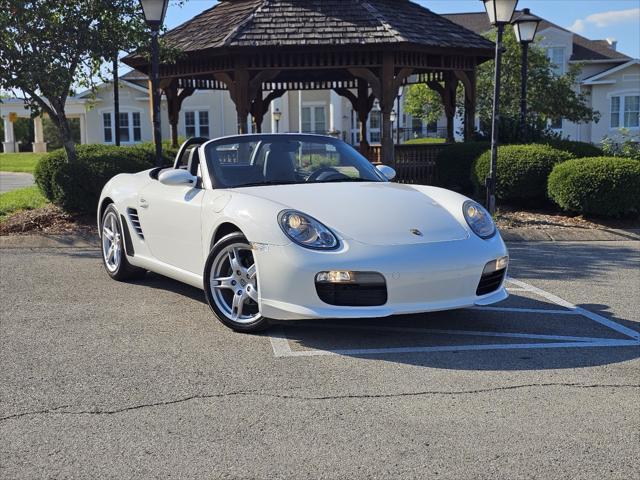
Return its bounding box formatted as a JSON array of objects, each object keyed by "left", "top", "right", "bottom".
[
  {"left": 158, "top": 0, "right": 494, "bottom": 51},
  {"left": 442, "top": 12, "right": 630, "bottom": 62}
]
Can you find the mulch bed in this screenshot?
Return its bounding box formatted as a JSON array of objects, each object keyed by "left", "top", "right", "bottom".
[
  {"left": 0, "top": 205, "right": 96, "bottom": 236},
  {"left": 495, "top": 206, "right": 639, "bottom": 231}
]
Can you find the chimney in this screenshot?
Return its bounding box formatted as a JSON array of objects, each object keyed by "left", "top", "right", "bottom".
[{"left": 607, "top": 38, "right": 618, "bottom": 51}]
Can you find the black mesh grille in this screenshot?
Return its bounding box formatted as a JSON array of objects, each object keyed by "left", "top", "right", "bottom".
[
  {"left": 476, "top": 268, "right": 507, "bottom": 296},
  {"left": 316, "top": 283, "right": 387, "bottom": 307}
]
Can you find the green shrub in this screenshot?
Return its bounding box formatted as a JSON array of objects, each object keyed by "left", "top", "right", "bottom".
[
  {"left": 34, "top": 144, "right": 175, "bottom": 214},
  {"left": 472, "top": 144, "right": 573, "bottom": 205},
  {"left": 541, "top": 139, "right": 603, "bottom": 158},
  {"left": 436, "top": 142, "right": 489, "bottom": 194},
  {"left": 548, "top": 157, "right": 640, "bottom": 217}
]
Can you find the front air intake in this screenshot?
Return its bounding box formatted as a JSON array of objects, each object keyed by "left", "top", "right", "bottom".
[{"left": 127, "top": 208, "right": 144, "bottom": 240}]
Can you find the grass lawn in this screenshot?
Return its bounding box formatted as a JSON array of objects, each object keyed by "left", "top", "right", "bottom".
[
  {"left": 0, "top": 152, "right": 45, "bottom": 173},
  {"left": 0, "top": 186, "right": 48, "bottom": 222},
  {"left": 403, "top": 137, "right": 447, "bottom": 145}
]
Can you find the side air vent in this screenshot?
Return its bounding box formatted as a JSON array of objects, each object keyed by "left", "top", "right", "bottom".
[{"left": 127, "top": 208, "right": 144, "bottom": 240}]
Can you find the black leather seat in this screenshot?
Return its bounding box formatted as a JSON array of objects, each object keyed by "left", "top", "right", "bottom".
[
  {"left": 263, "top": 144, "right": 297, "bottom": 183},
  {"left": 187, "top": 147, "right": 200, "bottom": 176}
]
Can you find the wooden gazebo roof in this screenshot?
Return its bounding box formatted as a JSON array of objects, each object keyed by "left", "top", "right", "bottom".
[{"left": 123, "top": 0, "right": 494, "bottom": 160}]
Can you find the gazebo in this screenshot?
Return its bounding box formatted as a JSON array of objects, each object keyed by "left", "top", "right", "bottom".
[{"left": 123, "top": 0, "right": 494, "bottom": 166}]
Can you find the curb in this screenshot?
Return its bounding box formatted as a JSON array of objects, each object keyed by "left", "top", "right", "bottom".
[{"left": 1, "top": 228, "right": 638, "bottom": 248}]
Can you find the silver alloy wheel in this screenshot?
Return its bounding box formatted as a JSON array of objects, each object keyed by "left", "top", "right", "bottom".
[
  {"left": 209, "top": 242, "right": 260, "bottom": 324},
  {"left": 102, "top": 211, "right": 122, "bottom": 273}
]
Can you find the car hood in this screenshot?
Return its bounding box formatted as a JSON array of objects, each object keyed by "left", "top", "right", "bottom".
[{"left": 236, "top": 182, "right": 468, "bottom": 246}]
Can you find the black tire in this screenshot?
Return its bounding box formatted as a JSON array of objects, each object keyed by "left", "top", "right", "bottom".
[
  {"left": 100, "top": 204, "right": 146, "bottom": 281},
  {"left": 203, "top": 232, "right": 270, "bottom": 333}
]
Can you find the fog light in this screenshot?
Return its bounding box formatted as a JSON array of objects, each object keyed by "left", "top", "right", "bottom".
[
  {"left": 483, "top": 256, "right": 509, "bottom": 274},
  {"left": 316, "top": 271, "right": 353, "bottom": 283}
]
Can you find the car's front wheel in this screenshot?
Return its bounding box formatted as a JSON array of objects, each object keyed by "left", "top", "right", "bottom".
[
  {"left": 204, "top": 232, "right": 270, "bottom": 332},
  {"left": 101, "top": 204, "right": 146, "bottom": 281}
]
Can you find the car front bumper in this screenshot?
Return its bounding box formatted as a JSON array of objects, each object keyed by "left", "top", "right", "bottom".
[{"left": 254, "top": 233, "right": 509, "bottom": 321}]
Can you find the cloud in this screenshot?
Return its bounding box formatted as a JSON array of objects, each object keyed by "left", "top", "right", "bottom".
[{"left": 569, "top": 8, "right": 640, "bottom": 33}]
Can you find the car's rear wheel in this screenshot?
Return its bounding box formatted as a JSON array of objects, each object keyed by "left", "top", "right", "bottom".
[
  {"left": 204, "top": 232, "right": 270, "bottom": 332},
  {"left": 101, "top": 204, "right": 146, "bottom": 281}
]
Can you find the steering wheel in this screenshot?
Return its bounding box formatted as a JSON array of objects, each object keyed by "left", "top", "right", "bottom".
[{"left": 306, "top": 167, "right": 348, "bottom": 183}]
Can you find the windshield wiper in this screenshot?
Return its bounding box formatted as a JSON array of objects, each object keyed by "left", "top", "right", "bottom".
[
  {"left": 234, "top": 181, "right": 300, "bottom": 188},
  {"left": 309, "top": 178, "right": 375, "bottom": 184}
]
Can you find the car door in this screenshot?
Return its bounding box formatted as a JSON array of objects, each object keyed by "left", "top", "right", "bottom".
[{"left": 137, "top": 141, "right": 208, "bottom": 274}]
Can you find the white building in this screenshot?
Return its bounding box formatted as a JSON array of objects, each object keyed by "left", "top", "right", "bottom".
[{"left": 444, "top": 12, "right": 640, "bottom": 143}]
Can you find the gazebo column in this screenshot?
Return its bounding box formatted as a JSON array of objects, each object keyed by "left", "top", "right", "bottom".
[
  {"left": 349, "top": 54, "right": 412, "bottom": 166},
  {"left": 163, "top": 80, "right": 195, "bottom": 146},
  {"left": 455, "top": 70, "right": 477, "bottom": 142},
  {"left": 251, "top": 89, "right": 286, "bottom": 134},
  {"left": 334, "top": 79, "right": 375, "bottom": 154},
  {"left": 428, "top": 72, "right": 458, "bottom": 144}
]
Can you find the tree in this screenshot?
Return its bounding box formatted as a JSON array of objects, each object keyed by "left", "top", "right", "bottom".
[
  {"left": 0, "top": 1, "right": 146, "bottom": 162},
  {"left": 404, "top": 29, "right": 599, "bottom": 143}
]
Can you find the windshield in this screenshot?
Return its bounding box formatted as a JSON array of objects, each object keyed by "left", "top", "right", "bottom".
[{"left": 203, "top": 135, "right": 385, "bottom": 188}]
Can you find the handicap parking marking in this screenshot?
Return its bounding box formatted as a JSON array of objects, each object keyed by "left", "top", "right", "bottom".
[{"left": 268, "top": 277, "right": 640, "bottom": 358}]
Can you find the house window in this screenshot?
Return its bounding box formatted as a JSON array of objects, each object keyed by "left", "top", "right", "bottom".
[
  {"left": 611, "top": 97, "right": 621, "bottom": 128},
  {"left": 550, "top": 117, "right": 563, "bottom": 130},
  {"left": 611, "top": 95, "right": 640, "bottom": 129},
  {"left": 103, "top": 111, "right": 142, "bottom": 144},
  {"left": 103, "top": 113, "right": 112, "bottom": 143},
  {"left": 623, "top": 95, "right": 639, "bottom": 128},
  {"left": 301, "top": 105, "right": 326, "bottom": 134},
  {"left": 119, "top": 113, "right": 130, "bottom": 142},
  {"left": 546, "top": 47, "right": 565, "bottom": 75},
  {"left": 184, "top": 110, "right": 210, "bottom": 138}
]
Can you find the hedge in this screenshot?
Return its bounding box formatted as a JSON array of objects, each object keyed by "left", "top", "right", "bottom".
[
  {"left": 548, "top": 157, "right": 640, "bottom": 217},
  {"left": 541, "top": 139, "right": 603, "bottom": 159},
  {"left": 35, "top": 142, "right": 176, "bottom": 214},
  {"left": 435, "top": 142, "right": 489, "bottom": 194},
  {"left": 472, "top": 144, "right": 573, "bottom": 205}
]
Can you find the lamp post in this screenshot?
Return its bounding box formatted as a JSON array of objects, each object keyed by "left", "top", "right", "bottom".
[
  {"left": 396, "top": 85, "right": 404, "bottom": 144},
  {"left": 140, "top": 0, "right": 169, "bottom": 167},
  {"left": 513, "top": 8, "right": 541, "bottom": 142},
  {"left": 390, "top": 110, "right": 397, "bottom": 144},
  {"left": 272, "top": 108, "right": 282, "bottom": 133},
  {"left": 481, "top": 0, "right": 518, "bottom": 214}
]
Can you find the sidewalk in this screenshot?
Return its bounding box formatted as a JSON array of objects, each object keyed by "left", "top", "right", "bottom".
[{"left": 0, "top": 172, "right": 35, "bottom": 193}]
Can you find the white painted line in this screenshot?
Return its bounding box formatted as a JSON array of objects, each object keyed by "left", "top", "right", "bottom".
[
  {"left": 473, "top": 306, "right": 579, "bottom": 315},
  {"left": 506, "top": 287, "right": 529, "bottom": 292},
  {"left": 269, "top": 330, "right": 294, "bottom": 357},
  {"left": 508, "top": 278, "right": 640, "bottom": 341},
  {"left": 278, "top": 340, "right": 639, "bottom": 358}
]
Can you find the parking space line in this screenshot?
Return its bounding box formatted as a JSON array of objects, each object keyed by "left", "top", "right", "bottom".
[
  {"left": 508, "top": 278, "right": 640, "bottom": 341},
  {"left": 473, "top": 307, "right": 579, "bottom": 315},
  {"left": 268, "top": 277, "right": 640, "bottom": 358},
  {"left": 271, "top": 337, "right": 639, "bottom": 358}
]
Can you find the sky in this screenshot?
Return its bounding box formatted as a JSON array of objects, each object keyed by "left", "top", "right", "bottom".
[{"left": 162, "top": 0, "right": 640, "bottom": 59}]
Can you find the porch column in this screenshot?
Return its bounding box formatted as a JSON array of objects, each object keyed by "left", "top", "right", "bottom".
[
  {"left": 79, "top": 114, "right": 87, "bottom": 144},
  {"left": 3, "top": 116, "right": 16, "bottom": 153},
  {"left": 329, "top": 90, "right": 342, "bottom": 138},
  {"left": 32, "top": 116, "right": 47, "bottom": 153}
]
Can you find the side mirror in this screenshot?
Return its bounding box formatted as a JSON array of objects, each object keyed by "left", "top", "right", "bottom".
[
  {"left": 158, "top": 169, "right": 197, "bottom": 187},
  {"left": 376, "top": 164, "right": 397, "bottom": 181}
]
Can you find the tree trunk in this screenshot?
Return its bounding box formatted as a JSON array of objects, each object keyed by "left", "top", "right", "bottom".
[{"left": 56, "top": 108, "right": 77, "bottom": 163}]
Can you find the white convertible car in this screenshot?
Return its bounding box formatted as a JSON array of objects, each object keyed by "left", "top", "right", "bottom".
[{"left": 98, "top": 134, "right": 508, "bottom": 332}]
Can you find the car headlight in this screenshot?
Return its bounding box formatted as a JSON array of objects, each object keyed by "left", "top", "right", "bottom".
[
  {"left": 278, "top": 210, "right": 339, "bottom": 250},
  {"left": 463, "top": 200, "right": 496, "bottom": 239}
]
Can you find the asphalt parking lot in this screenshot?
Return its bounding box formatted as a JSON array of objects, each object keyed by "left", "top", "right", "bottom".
[{"left": 1, "top": 240, "right": 639, "bottom": 479}]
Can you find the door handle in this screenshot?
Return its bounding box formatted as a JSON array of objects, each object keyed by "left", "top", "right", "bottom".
[{"left": 139, "top": 197, "right": 149, "bottom": 209}]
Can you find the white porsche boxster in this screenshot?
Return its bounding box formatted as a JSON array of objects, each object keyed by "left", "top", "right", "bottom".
[{"left": 98, "top": 134, "right": 508, "bottom": 332}]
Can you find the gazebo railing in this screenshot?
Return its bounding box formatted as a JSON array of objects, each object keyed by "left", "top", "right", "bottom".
[{"left": 359, "top": 143, "right": 449, "bottom": 185}]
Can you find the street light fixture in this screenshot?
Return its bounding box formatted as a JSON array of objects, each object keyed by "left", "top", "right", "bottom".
[
  {"left": 480, "top": 0, "right": 519, "bottom": 214},
  {"left": 513, "top": 8, "right": 541, "bottom": 141},
  {"left": 272, "top": 108, "right": 282, "bottom": 133},
  {"left": 140, "top": 0, "right": 169, "bottom": 167}
]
